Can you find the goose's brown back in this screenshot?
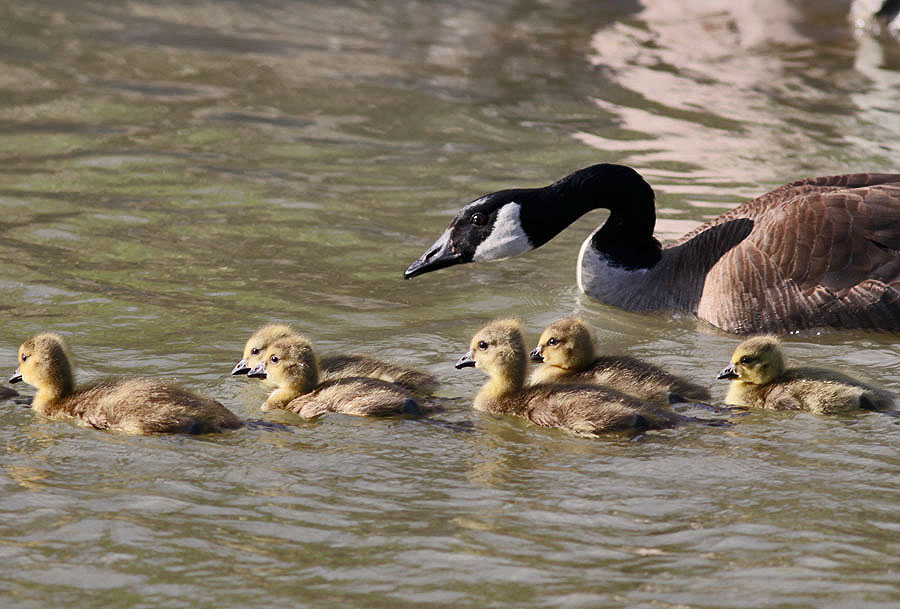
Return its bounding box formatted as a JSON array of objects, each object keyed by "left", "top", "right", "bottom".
[{"left": 687, "top": 173, "right": 900, "bottom": 333}]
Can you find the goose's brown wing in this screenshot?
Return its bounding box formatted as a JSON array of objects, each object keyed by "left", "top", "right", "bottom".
[{"left": 697, "top": 175, "right": 900, "bottom": 333}]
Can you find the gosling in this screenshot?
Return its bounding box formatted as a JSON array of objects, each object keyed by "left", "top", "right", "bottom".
[
  {"left": 717, "top": 335, "right": 897, "bottom": 414},
  {"left": 248, "top": 335, "right": 435, "bottom": 418},
  {"left": 530, "top": 318, "right": 711, "bottom": 404},
  {"left": 456, "top": 319, "right": 682, "bottom": 436},
  {"left": 232, "top": 323, "right": 437, "bottom": 394},
  {"left": 10, "top": 333, "right": 243, "bottom": 434}
]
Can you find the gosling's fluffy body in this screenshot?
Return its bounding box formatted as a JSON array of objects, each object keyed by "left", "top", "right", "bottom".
[
  {"left": 719, "top": 335, "right": 896, "bottom": 414},
  {"left": 457, "top": 319, "right": 681, "bottom": 436},
  {"left": 252, "top": 335, "right": 432, "bottom": 419},
  {"left": 235, "top": 323, "right": 437, "bottom": 394},
  {"left": 320, "top": 353, "right": 438, "bottom": 395},
  {"left": 530, "top": 318, "right": 711, "bottom": 404},
  {"left": 11, "top": 333, "right": 242, "bottom": 434}
]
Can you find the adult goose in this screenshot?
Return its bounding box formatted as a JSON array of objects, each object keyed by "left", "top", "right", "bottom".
[{"left": 404, "top": 164, "right": 900, "bottom": 334}]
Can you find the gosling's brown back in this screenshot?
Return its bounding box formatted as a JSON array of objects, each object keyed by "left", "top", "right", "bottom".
[
  {"left": 320, "top": 354, "right": 438, "bottom": 395},
  {"left": 562, "top": 355, "right": 711, "bottom": 404},
  {"left": 755, "top": 368, "right": 895, "bottom": 414},
  {"left": 485, "top": 382, "right": 682, "bottom": 436},
  {"left": 56, "top": 377, "right": 244, "bottom": 434},
  {"left": 282, "top": 376, "right": 438, "bottom": 419}
]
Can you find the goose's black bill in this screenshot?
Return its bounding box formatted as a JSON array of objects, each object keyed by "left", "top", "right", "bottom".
[{"left": 404, "top": 230, "right": 466, "bottom": 279}]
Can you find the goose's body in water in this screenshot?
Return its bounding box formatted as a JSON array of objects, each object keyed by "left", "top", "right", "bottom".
[{"left": 405, "top": 164, "right": 900, "bottom": 334}]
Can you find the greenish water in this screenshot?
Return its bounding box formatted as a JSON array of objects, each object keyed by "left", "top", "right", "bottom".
[{"left": 1, "top": 1, "right": 899, "bottom": 608}]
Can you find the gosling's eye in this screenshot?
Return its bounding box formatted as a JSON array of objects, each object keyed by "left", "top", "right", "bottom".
[
  {"left": 547, "top": 337, "right": 559, "bottom": 346},
  {"left": 739, "top": 356, "right": 754, "bottom": 365},
  {"left": 21, "top": 354, "right": 28, "bottom": 362},
  {"left": 269, "top": 355, "right": 279, "bottom": 364},
  {"left": 250, "top": 347, "right": 260, "bottom": 355},
  {"left": 470, "top": 212, "right": 487, "bottom": 227},
  {"left": 477, "top": 341, "right": 489, "bottom": 350}
]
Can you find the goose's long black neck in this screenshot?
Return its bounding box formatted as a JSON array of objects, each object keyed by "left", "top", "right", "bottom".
[{"left": 522, "top": 164, "right": 661, "bottom": 270}]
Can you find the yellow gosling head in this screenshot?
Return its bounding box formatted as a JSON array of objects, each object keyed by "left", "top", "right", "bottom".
[
  {"left": 455, "top": 319, "right": 527, "bottom": 389},
  {"left": 248, "top": 335, "right": 320, "bottom": 410},
  {"left": 232, "top": 323, "right": 296, "bottom": 377},
  {"left": 717, "top": 335, "right": 785, "bottom": 386},
  {"left": 529, "top": 317, "right": 595, "bottom": 371},
  {"left": 10, "top": 332, "right": 75, "bottom": 405}
]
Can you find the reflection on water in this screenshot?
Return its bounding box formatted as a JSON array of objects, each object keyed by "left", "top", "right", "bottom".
[{"left": 1, "top": 1, "right": 900, "bottom": 608}]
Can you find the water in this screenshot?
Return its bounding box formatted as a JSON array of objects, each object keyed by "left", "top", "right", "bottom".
[{"left": 1, "top": 1, "right": 899, "bottom": 607}]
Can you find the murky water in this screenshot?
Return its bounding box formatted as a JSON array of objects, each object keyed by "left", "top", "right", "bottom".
[{"left": 1, "top": 1, "right": 899, "bottom": 607}]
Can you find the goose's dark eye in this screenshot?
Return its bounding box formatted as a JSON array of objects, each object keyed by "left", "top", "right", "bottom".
[
  {"left": 250, "top": 347, "right": 260, "bottom": 355},
  {"left": 21, "top": 354, "right": 28, "bottom": 362},
  {"left": 269, "top": 355, "right": 279, "bottom": 364},
  {"left": 739, "top": 356, "right": 754, "bottom": 365},
  {"left": 477, "top": 341, "right": 489, "bottom": 350},
  {"left": 471, "top": 212, "right": 487, "bottom": 227},
  {"left": 547, "top": 338, "right": 559, "bottom": 346}
]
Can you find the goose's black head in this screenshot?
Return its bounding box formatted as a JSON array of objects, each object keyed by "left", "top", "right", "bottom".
[
  {"left": 404, "top": 188, "right": 539, "bottom": 279},
  {"left": 404, "top": 164, "right": 659, "bottom": 279}
]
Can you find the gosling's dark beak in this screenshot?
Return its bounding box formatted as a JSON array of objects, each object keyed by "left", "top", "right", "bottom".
[
  {"left": 231, "top": 358, "right": 251, "bottom": 376},
  {"left": 405, "top": 229, "right": 464, "bottom": 279},
  {"left": 529, "top": 346, "right": 544, "bottom": 363},
  {"left": 455, "top": 350, "right": 476, "bottom": 369},
  {"left": 247, "top": 363, "right": 267, "bottom": 379},
  {"left": 717, "top": 364, "right": 739, "bottom": 380},
  {"left": 9, "top": 369, "right": 22, "bottom": 384}
]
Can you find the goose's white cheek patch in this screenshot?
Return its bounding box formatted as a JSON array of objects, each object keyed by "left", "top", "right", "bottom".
[{"left": 472, "top": 203, "right": 532, "bottom": 262}]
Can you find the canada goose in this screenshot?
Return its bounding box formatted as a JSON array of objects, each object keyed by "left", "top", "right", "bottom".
[
  {"left": 9, "top": 333, "right": 243, "bottom": 434},
  {"left": 717, "top": 335, "right": 897, "bottom": 414},
  {"left": 232, "top": 323, "right": 438, "bottom": 394},
  {"left": 529, "top": 318, "right": 711, "bottom": 404},
  {"left": 248, "top": 335, "right": 434, "bottom": 418},
  {"left": 455, "top": 319, "right": 681, "bottom": 436},
  {"left": 405, "top": 164, "right": 900, "bottom": 334}
]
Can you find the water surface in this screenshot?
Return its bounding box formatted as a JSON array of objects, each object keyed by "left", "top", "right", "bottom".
[{"left": 1, "top": 2, "right": 899, "bottom": 608}]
